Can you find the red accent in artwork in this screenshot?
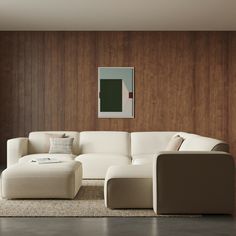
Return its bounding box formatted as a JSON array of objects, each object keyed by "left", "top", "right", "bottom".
[{"left": 129, "top": 92, "right": 133, "bottom": 98}]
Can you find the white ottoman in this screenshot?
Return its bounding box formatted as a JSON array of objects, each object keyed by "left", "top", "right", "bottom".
[{"left": 1, "top": 161, "right": 82, "bottom": 199}]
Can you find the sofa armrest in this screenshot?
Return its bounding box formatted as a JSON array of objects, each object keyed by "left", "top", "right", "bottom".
[
  {"left": 153, "top": 151, "right": 235, "bottom": 214},
  {"left": 7, "top": 138, "right": 29, "bottom": 167}
]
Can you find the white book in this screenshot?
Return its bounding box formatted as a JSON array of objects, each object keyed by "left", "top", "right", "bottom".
[{"left": 31, "top": 157, "right": 62, "bottom": 164}]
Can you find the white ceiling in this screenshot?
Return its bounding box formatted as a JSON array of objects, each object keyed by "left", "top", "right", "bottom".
[{"left": 0, "top": 0, "right": 236, "bottom": 30}]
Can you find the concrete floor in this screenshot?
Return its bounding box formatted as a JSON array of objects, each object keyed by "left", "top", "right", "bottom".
[{"left": 0, "top": 216, "right": 236, "bottom": 236}]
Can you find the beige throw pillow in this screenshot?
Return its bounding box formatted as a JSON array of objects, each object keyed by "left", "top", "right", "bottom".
[
  {"left": 49, "top": 137, "right": 74, "bottom": 154},
  {"left": 44, "top": 133, "right": 64, "bottom": 152},
  {"left": 165, "top": 135, "right": 184, "bottom": 151}
]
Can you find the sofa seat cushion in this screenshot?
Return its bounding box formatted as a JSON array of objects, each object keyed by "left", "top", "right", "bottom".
[
  {"left": 132, "top": 154, "right": 156, "bottom": 165},
  {"left": 19, "top": 153, "right": 76, "bottom": 164},
  {"left": 75, "top": 153, "right": 131, "bottom": 179}
]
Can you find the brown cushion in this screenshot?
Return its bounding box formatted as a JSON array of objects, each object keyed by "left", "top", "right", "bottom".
[{"left": 165, "top": 135, "right": 184, "bottom": 151}]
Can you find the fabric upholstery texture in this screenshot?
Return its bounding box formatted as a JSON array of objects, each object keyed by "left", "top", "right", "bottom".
[
  {"left": 132, "top": 154, "right": 156, "bottom": 165},
  {"left": 2, "top": 161, "right": 82, "bottom": 199},
  {"left": 49, "top": 137, "right": 74, "bottom": 154},
  {"left": 176, "top": 132, "right": 229, "bottom": 151},
  {"left": 131, "top": 132, "right": 176, "bottom": 156},
  {"left": 79, "top": 131, "right": 130, "bottom": 155},
  {"left": 76, "top": 153, "right": 131, "bottom": 179},
  {"left": 165, "top": 135, "right": 184, "bottom": 151},
  {"left": 104, "top": 165, "right": 153, "bottom": 208},
  {"left": 153, "top": 151, "right": 235, "bottom": 214},
  {"left": 28, "top": 131, "right": 80, "bottom": 155},
  {"left": 29, "top": 133, "right": 63, "bottom": 153},
  {"left": 7, "top": 137, "right": 28, "bottom": 167}
]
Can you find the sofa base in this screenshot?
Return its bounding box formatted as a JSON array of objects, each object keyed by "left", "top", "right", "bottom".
[{"left": 104, "top": 165, "right": 153, "bottom": 209}]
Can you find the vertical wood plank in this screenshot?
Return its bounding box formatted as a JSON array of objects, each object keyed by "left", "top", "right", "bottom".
[
  {"left": 228, "top": 32, "right": 236, "bottom": 155},
  {"left": 31, "top": 32, "right": 45, "bottom": 131},
  {"left": 0, "top": 32, "right": 14, "bottom": 163},
  {"left": 77, "top": 32, "right": 97, "bottom": 131},
  {"left": 64, "top": 32, "right": 78, "bottom": 131},
  {"left": 208, "top": 32, "right": 228, "bottom": 140}
]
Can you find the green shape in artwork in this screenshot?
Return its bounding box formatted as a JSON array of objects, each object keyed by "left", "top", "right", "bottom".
[{"left": 100, "top": 79, "right": 122, "bottom": 112}]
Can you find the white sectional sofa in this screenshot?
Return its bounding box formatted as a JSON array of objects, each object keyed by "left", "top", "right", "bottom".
[
  {"left": 8, "top": 131, "right": 229, "bottom": 176},
  {"left": 5, "top": 131, "right": 235, "bottom": 214}
]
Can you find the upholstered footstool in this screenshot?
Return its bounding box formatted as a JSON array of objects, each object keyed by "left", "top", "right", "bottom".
[
  {"left": 104, "top": 164, "right": 152, "bottom": 209},
  {"left": 1, "top": 161, "right": 82, "bottom": 199}
]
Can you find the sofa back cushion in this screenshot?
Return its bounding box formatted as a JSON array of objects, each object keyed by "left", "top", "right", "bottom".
[
  {"left": 28, "top": 131, "right": 80, "bottom": 155},
  {"left": 79, "top": 131, "right": 130, "bottom": 155},
  {"left": 176, "top": 132, "right": 229, "bottom": 152},
  {"left": 131, "top": 132, "right": 177, "bottom": 156}
]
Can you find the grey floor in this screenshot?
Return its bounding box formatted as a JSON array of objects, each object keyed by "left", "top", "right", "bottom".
[{"left": 0, "top": 216, "right": 236, "bottom": 236}]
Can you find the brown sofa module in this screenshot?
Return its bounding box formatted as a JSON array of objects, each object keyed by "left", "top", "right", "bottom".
[{"left": 153, "top": 151, "right": 235, "bottom": 214}]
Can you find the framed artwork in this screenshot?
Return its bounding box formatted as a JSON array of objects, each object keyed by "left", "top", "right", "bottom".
[{"left": 98, "top": 67, "right": 134, "bottom": 118}]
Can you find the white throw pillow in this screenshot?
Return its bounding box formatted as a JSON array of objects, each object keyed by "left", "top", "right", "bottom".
[
  {"left": 165, "top": 135, "right": 184, "bottom": 151},
  {"left": 49, "top": 137, "right": 74, "bottom": 154}
]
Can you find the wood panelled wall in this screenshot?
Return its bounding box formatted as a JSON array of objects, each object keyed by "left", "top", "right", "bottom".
[{"left": 0, "top": 31, "right": 236, "bottom": 166}]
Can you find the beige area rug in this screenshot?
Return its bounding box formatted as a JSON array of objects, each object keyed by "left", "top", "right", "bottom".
[{"left": 0, "top": 180, "right": 159, "bottom": 217}]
